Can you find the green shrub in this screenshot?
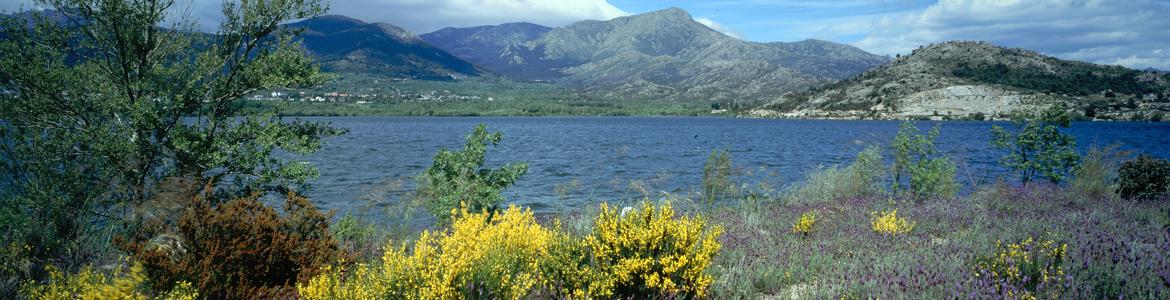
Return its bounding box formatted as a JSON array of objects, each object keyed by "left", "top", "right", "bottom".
[
  {"left": 702, "top": 149, "right": 735, "bottom": 206},
  {"left": 784, "top": 145, "right": 884, "bottom": 203},
  {"left": 991, "top": 105, "right": 1081, "bottom": 185},
  {"left": 416, "top": 124, "right": 528, "bottom": 222},
  {"left": 892, "top": 122, "right": 958, "bottom": 200},
  {"left": 119, "top": 192, "right": 341, "bottom": 298},
  {"left": 1117, "top": 155, "right": 1170, "bottom": 201},
  {"left": 331, "top": 213, "right": 380, "bottom": 259}
]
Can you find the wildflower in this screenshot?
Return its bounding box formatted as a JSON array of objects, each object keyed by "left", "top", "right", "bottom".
[
  {"left": 792, "top": 211, "right": 817, "bottom": 236},
  {"left": 871, "top": 209, "right": 915, "bottom": 235}
]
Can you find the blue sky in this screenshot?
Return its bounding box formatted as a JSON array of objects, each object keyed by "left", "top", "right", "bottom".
[
  {"left": 609, "top": 0, "right": 937, "bottom": 43},
  {"left": 4, "top": 0, "right": 1169, "bottom": 69}
]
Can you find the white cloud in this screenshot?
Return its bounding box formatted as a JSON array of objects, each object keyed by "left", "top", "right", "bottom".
[
  {"left": 2, "top": 0, "right": 628, "bottom": 34},
  {"left": 696, "top": 17, "right": 742, "bottom": 39},
  {"left": 852, "top": 0, "right": 1170, "bottom": 70},
  {"left": 326, "top": 0, "right": 629, "bottom": 33}
]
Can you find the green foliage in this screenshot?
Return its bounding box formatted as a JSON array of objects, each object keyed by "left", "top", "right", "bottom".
[
  {"left": 784, "top": 145, "right": 885, "bottom": 203},
  {"left": 952, "top": 62, "right": 1158, "bottom": 96},
  {"left": 331, "top": 213, "right": 380, "bottom": 258},
  {"left": 416, "top": 124, "right": 528, "bottom": 222},
  {"left": 1117, "top": 155, "right": 1170, "bottom": 201},
  {"left": 0, "top": 0, "right": 340, "bottom": 294},
  {"left": 118, "top": 192, "right": 341, "bottom": 299},
  {"left": 891, "top": 122, "right": 958, "bottom": 200},
  {"left": 702, "top": 149, "right": 735, "bottom": 206},
  {"left": 991, "top": 106, "right": 1081, "bottom": 185},
  {"left": 1149, "top": 111, "right": 1164, "bottom": 122}
]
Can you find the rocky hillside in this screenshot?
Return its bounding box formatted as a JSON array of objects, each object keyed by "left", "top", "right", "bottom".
[
  {"left": 420, "top": 22, "right": 553, "bottom": 79},
  {"left": 751, "top": 41, "right": 1170, "bottom": 120},
  {"left": 424, "top": 8, "right": 889, "bottom": 104},
  {"left": 287, "top": 15, "right": 481, "bottom": 80}
]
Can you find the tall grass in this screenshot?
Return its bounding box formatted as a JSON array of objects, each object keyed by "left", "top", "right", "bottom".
[
  {"left": 783, "top": 145, "right": 885, "bottom": 204},
  {"left": 1069, "top": 145, "right": 1126, "bottom": 202}
]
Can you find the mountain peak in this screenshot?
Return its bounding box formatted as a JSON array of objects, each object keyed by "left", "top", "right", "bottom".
[
  {"left": 313, "top": 15, "right": 365, "bottom": 24},
  {"left": 645, "top": 7, "right": 691, "bottom": 19},
  {"left": 371, "top": 23, "right": 419, "bottom": 42},
  {"left": 290, "top": 15, "right": 367, "bottom": 35}
]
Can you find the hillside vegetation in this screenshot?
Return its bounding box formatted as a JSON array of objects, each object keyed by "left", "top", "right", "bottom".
[{"left": 752, "top": 41, "right": 1170, "bottom": 121}]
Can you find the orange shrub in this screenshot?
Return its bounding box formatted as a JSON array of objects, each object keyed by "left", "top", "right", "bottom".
[{"left": 120, "top": 191, "right": 341, "bottom": 298}]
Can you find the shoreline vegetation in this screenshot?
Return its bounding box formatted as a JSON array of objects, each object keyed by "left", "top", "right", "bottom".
[
  {"left": 242, "top": 77, "right": 1169, "bottom": 120},
  {"left": 3, "top": 1, "right": 1170, "bottom": 299},
  {"left": 249, "top": 97, "right": 1170, "bottom": 121}
]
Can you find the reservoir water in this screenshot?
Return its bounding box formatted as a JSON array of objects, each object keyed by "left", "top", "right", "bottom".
[{"left": 298, "top": 117, "right": 1170, "bottom": 216}]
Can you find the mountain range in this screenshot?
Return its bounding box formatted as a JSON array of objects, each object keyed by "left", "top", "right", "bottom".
[
  {"left": 284, "top": 8, "right": 888, "bottom": 104},
  {"left": 6, "top": 8, "right": 1167, "bottom": 118},
  {"left": 418, "top": 8, "right": 889, "bottom": 103}
]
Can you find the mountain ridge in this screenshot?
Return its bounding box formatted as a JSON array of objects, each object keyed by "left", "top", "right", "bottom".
[
  {"left": 750, "top": 41, "right": 1170, "bottom": 120},
  {"left": 422, "top": 7, "right": 889, "bottom": 103},
  {"left": 287, "top": 15, "right": 482, "bottom": 80}
]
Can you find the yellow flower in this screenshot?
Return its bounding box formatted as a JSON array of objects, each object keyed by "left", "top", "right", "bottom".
[
  {"left": 973, "top": 236, "right": 1067, "bottom": 299},
  {"left": 300, "top": 201, "right": 722, "bottom": 299},
  {"left": 300, "top": 205, "right": 553, "bottom": 300},
  {"left": 871, "top": 209, "right": 915, "bottom": 235},
  {"left": 792, "top": 210, "right": 817, "bottom": 235},
  {"left": 21, "top": 259, "right": 197, "bottom": 300}
]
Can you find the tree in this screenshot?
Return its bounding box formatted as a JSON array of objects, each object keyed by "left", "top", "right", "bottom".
[
  {"left": 0, "top": 0, "right": 339, "bottom": 291},
  {"left": 416, "top": 124, "right": 528, "bottom": 222},
  {"left": 990, "top": 105, "right": 1081, "bottom": 185},
  {"left": 890, "top": 122, "right": 958, "bottom": 201}
]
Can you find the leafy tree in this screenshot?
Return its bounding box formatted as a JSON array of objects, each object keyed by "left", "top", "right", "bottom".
[
  {"left": 702, "top": 148, "right": 734, "bottom": 206},
  {"left": 1117, "top": 155, "right": 1170, "bottom": 201},
  {"left": 991, "top": 105, "right": 1081, "bottom": 185},
  {"left": 0, "top": 0, "right": 338, "bottom": 292},
  {"left": 416, "top": 123, "right": 528, "bottom": 222},
  {"left": 891, "top": 122, "right": 958, "bottom": 200}
]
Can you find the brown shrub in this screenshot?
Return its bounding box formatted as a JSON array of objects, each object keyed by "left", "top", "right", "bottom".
[{"left": 119, "top": 191, "right": 341, "bottom": 298}]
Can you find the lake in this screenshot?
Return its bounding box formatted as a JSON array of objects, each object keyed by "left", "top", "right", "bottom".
[{"left": 298, "top": 117, "right": 1170, "bottom": 216}]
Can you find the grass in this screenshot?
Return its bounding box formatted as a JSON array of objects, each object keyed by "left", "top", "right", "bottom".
[{"left": 709, "top": 182, "right": 1170, "bottom": 298}]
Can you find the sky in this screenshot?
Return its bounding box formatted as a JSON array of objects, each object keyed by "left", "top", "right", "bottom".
[{"left": 3, "top": 0, "right": 1169, "bottom": 70}]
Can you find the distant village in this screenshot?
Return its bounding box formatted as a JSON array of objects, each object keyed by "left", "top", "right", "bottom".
[{"left": 248, "top": 89, "right": 494, "bottom": 104}]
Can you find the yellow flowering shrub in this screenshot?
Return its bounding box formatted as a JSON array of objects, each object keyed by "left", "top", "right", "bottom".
[
  {"left": 21, "top": 261, "right": 197, "bottom": 300},
  {"left": 299, "top": 205, "right": 554, "bottom": 300},
  {"left": 578, "top": 202, "right": 723, "bottom": 298},
  {"left": 973, "top": 237, "right": 1067, "bottom": 299},
  {"left": 871, "top": 209, "right": 915, "bottom": 235},
  {"left": 792, "top": 210, "right": 817, "bottom": 235},
  {"left": 301, "top": 201, "right": 724, "bottom": 299}
]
